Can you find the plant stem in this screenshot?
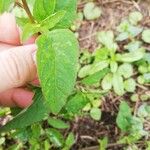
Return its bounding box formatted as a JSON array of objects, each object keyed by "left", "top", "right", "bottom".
[{"left": 22, "top": 0, "right": 35, "bottom": 23}]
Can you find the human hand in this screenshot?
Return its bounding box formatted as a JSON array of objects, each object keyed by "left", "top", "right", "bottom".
[{"left": 0, "top": 13, "right": 37, "bottom": 108}]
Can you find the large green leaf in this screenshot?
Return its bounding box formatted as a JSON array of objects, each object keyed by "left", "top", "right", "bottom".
[
  {"left": 0, "top": 0, "right": 14, "bottom": 13},
  {"left": 36, "top": 29, "right": 79, "bottom": 114},
  {"left": 0, "top": 89, "right": 47, "bottom": 133},
  {"left": 55, "top": 0, "right": 77, "bottom": 28}
]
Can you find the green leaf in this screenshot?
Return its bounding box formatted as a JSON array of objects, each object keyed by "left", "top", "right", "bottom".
[
  {"left": 110, "top": 61, "right": 118, "bottom": 73},
  {"left": 118, "top": 63, "right": 133, "bottom": 78},
  {"left": 128, "top": 26, "right": 143, "bottom": 37},
  {"left": 65, "top": 133, "right": 75, "bottom": 148},
  {"left": 124, "top": 41, "right": 142, "bottom": 52},
  {"left": 89, "top": 61, "right": 109, "bottom": 75},
  {"left": 112, "top": 73, "right": 125, "bottom": 96},
  {"left": 83, "top": 2, "right": 101, "bottom": 20},
  {"left": 22, "top": 23, "right": 41, "bottom": 42},
  {"left": 101, "top": 73, "right": 113, "bottom": 90},
  {"left": 116, "top": 32, "right": 129, "bottom": 41},
  {"left": 129, "top": 11, "right": 143, "bottom": 25},
  {"left": 33, "top": 0, "right": 56, "bottom": 22},
  {"left": 142, "top": 29, "right": 150, "bottom": 43},
  {"left": 81, "top": 68, "right": 110, "bottom": 85},
  {"left": 98, "top": 137, "right": 108, "bottom": 150},
  {"left": 55, "top": 0, "right": 77, "bottom": 28},
  {"left": 40, "top": 10, "right": 66, "bottom": 30},
  {"left": 97, "top": 31, "right": 116, "bottom": 50},
  {"left": 78, "top": 65, "right": 91, "bottom": 78},
  {"left": 116, "top": 49, "right": 145, "bottom": 63},
  {"left": 94, "top": 47, "right": 109, "bottom": 62},
  {"left": 0, "top": 0, "right": 13, "bottom": 13},
  {"left": 0, "top": 89, "right": 47, "bottom": 133},
  {"left": 124, "top": 78, "right": 136, "bottom": 92},
  {"left": 116, "top": 101, "right": 132, "bottom": 132},
  {"left": 143, "top": 73, "right": 150, "bottom": 83},
  {"left": 46, "top": 128, "right": 65, "bottom": 147},
  {"left": 48, "top": 118, "right": 69, "bottom": 129},
  {"left": 66, "top": 93, "right": 88, "bottom": 114},
  {"left": 43, "top": 0, "right": 56, "bottom": 15},
  {"left": 33, "top": 0, "right": 47, "bottom": 21},
  {"left": 117, "top": 20, "right": 130, "bottom": 32},
  {"left": 90, "top": 108, "right": 102, "bottom": 121},
  {"left": 36, "top": 29, "right": 79, "bottom": 114}
]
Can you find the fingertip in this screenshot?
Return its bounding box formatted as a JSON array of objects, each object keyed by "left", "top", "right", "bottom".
[{"left": 12, "top": 89, "right": 34, "bottom": 108}]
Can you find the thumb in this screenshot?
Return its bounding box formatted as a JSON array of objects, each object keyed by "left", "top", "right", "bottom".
[{"left": 0, "top": 44, "right": 37, "bottom": 92}]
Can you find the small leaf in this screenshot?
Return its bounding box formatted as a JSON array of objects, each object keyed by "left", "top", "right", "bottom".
[
  {"left": 112, "top": 73, "right": 125, "bottom": 96},
  {"left": 46, "top": 128, "right": 65, "bottom": 147},
  {"left": 97, "top": 31, "right": 115, "bottom": 50},
  {"left": 129, "top": 11, "right": 143, "bottom": 25},
  {"left": 142, "top": 29, "right": 150, "bottom": 43},
  {"left": 66, "top": 93, "right": 88, "bottom": 114},
  {"left": 48, "top": 118, "right": 69, "bottom": 129},
  {"left": 90, "top": 108, "right": 102, "bottom": 121},
  {"left": 117, "top": 20, "right": 130, "bottom": 32},
  {"left": 40, "top": 10, "right": 66, "bottom": 30},
  {"left": 110, "top": 61, "right": 118, "bottom": 73},
  {"left": 37, "top": 29, "right": 79, "bottom": 114},
  {"left": 98, "top": 137, "right": 108, "bottom": 150},
  {"left": 0, "top": 0, "right": 13, "bottom": 13},
  {"left": 143, "top": 73, "right": 150, "bottom": 83},
  {"left": 118, "top": 63, "right": 133, "bottom": 78},
  {"left": 81, "top": 68, "right": 110, "bottom": 85},
  {"left": 116, "top": 32, "right": 129, "bottom": 41},
  {"left": 94, "top": 47, "right": 109, "bottom": 62},
  {"left": 124, "top": 78, "right": 136, "bottom": 92},
  {"left": 78, "top": 65, "right": 91, "bottom": 78},
  {"left": 116, "top": 49, "right": 145, "bottom": 63},
  {"left": 22, "top": 23, "right": 41, "bottom": 42},
  {"left": 83, "top": 2, "right": 101, "bottom": 20},
  {"left": 0, "top": 89, "right": 47, "bottom": 133},
  {"left": 128, "top": 26, "right": 143, "bottom": 37},
  {"left": 116, "top": 101, "right": 132, "bottom": 132},
  {"left": 65, "top": 133, "right": 75, "bottom": 148},
  {"left": 124, "top": 41, "right": 142, "bottom": 52},
  {"left": 89, "top": 61, "right": 109, "bottom": 75},
  {"left": 101, "top": 73, "right": 113, "bottom": 90}
]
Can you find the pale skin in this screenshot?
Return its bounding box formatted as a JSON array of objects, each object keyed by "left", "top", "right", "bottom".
[{"left": 0, "top": 13, "right": 38, "bottom": 108}]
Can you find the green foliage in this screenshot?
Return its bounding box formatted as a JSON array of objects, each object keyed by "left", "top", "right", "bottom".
[
  {"left": 48, "top": 118, "right": 69, "bottom": 129},
  {"left": 0, "top": 0, "right": 13, "bottom": 13},
  {"left": 36, "top": 29, "right": 79, "bottom": 114},
  {"left": 66, "top": 92, "right": 88, "bottom": 114},
  {"left": 116, "top": 101, "right": 132, "bottom": 132},
  {"left": 83, "top": 2, "right": 102, "bottom": 20},
  {"left": 98, "top": 137, "right": 108, "bottom": 150},
  {"left": 90, "top": 107, "right": 102, "bottom": 121},
  {"left": 142, "top": 29, "right": 150, "bottom": 43},
  {"left": 0, "top": 89, "right": 47, "bottom": 133}
]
